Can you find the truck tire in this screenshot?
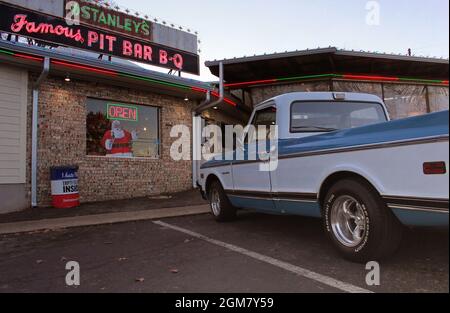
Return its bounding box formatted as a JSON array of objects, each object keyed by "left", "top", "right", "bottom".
[
  {"left": 323, "top": 178, "right": 403, "bottom": 263},
  {"left": 208, "top": 180, "right": 237, "bottom": 222}
]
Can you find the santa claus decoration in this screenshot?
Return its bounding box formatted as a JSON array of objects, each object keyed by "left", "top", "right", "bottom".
[{"left": 101, "top": 120, "right": 138, "bottom": 157}]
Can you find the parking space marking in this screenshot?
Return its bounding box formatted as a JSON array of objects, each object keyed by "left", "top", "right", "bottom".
[{"left": 154, "top": 220, "right": 373, "bottom": 293}]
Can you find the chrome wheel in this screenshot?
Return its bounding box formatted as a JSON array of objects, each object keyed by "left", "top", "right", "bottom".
[
  {"left": 210, "top": 189, "right": 221, "bottom": 216},
  {"left": 330, "top": 195, "right": 367, "bottom": 248}
]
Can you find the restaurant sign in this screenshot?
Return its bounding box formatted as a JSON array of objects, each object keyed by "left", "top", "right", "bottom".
[
  {"left": 65, "top": 0, "right": 152, "bottom": 41},
  {"left": 0, "top": 2, "right": 200, "bottom": 75},
  {"left": 107, "top": 103, "right": 138, "bottom": 122}
]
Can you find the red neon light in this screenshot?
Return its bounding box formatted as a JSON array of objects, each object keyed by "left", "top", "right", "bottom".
[
  {"left": 225, "top": 79, "right": 277, "bottom": 88},
  {"left": 222, "top": 74, "right": 448, "bottom": 88},
  {"left": 342, "top": 74, "right": 400, "bottom": 82},
  {"left": 11, "top": 14, "right": 85, "bottom": 43},
  {"left": 5, "top": 48, "right": 238, "bottom": 108},
  {"left": 51, "top": 60, "right": 117, "bottom": 76},
  {"left": 223, "top": 98, "right": 237, "bottom": 107},
  {"left": 191, "top": 87, "right": 236, "bottom": 106},
  {"left": 191, "top": 86, "right": 208, "bottom": 93},
  {"left": 51, "top": 60, "right": 237, "bottom": 105},
  {"left": 210, "top": 91, "right": 237, "bottom": 107},
  {"left": 107, "top": 104, "right": 138, "bottom": 122},
  {"left": 14, "top": 53, "right": 43, "bottom": 62}
]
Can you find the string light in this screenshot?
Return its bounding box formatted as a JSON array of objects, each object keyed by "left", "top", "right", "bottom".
[
  {"left": 98, "top": 0, "right": 200, "bottom": 35},
  {"left": 64, "top": 0, "right": 203, "bottom": 54}
]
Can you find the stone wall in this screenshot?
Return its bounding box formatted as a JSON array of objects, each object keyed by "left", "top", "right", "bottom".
[
  {"left": 30, "top": 75, "right": 194, "bottom": 206},
  {"left": 250, "top": 81, "right": 332, "bottom": 104},
  {"left": 248, "top": 80, "right": 449, "bottom": 119}
]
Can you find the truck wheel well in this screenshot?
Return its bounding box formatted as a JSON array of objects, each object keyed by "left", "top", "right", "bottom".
[
  {"left": 318, "top": 171, "right": 381, "bottom": 207},
  {"left": 205, "top": 174, "right": 221, "bottom": 196}
]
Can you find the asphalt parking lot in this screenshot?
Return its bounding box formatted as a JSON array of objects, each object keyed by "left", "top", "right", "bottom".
[{"left": 0, "top": 212, "right": 448, "bottom": 293}]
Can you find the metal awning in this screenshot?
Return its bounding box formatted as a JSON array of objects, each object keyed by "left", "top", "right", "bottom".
[
  {"left": 0, "top": 39, "right": 251, "bottom": 122},
  {"left": 206, "top": 47, "right": 449, "bottom": 84},
  {"left": 0, "top": 39, "right": 212, "bottom": 101}
]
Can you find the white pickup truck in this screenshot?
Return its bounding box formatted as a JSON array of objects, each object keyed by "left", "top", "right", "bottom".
[{"left": 198, "top": 92, "right": 449, "bottom": 262}]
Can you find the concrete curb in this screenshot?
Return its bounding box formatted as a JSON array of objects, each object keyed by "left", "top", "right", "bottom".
[{"left": 0, "top": 205, "right": 210, "bottom": 235}]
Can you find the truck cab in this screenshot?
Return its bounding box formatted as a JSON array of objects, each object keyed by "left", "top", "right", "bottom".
[{"left": 199, "top": 92, "right": 449, "bottom": 262}]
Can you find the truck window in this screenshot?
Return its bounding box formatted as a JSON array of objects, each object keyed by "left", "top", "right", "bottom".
[
  {"left": 290, "top": 101, "right": 387, "bottom": 132},
  {"left": 246, "top": 106, "right": 277, "bottom": 143}
]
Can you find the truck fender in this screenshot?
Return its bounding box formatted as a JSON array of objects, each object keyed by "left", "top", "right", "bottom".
[
  {"left": 204, "top": 170, "right": 228, "bottom": 195},
  {"left": 317, "top": 165, "right": 385, "bottom": 204}
]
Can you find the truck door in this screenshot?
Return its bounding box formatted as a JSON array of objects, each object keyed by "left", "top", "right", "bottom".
[{"left": 230, "top": 104, "right": 277, "bottom": 212}]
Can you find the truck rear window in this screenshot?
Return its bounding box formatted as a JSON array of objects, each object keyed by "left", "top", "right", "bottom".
[{"left": 290, "top": 101, "right": 387, "bottom": 132}]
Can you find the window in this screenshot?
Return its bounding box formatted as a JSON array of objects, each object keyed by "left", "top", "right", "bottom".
[
  {"left": 247, "top": 105, "right": 277, "bottom": 143},
  {"left": 428, "top": 86, "right": 449, "bottom": 113},
  {"left": 382, "top": 84, "right": 427, "bottom": 119},
  {"left": 290, "top": 101, "right": 387, "bottom": 132},
  {"left": 86, "top": 98, "right": 160, "bottom": 158},
  {"left": 333, "top": 81, "right": 383, "bottom": 99}
]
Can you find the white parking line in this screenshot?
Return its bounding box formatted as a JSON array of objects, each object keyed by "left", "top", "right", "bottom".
[{"left": 153, "top": 220, "right": 373, "bottom": 294}]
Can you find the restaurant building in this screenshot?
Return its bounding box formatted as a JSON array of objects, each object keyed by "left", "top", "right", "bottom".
[
  {"left": 0, "top": 1, "right": 448, "bottom": 214},
  {"left": 0, "top": 0, "right": 243, "bottom": 213}
]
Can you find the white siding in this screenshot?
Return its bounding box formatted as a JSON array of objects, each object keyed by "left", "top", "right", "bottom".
[{"left": 0, "top": 65, "right": 27, "bottom": 184}]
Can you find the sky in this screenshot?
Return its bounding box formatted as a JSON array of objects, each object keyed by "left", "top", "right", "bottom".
[{"left": 114, "top": 0, "right": 450, "bottom": 81}]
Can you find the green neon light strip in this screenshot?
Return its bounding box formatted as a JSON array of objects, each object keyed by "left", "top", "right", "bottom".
[
  {"left": 277, "top": 73, "right": 340, "bottom": 82},
  {"left": 0, "top": 47, "right": 200, "bottom": 91},
  {"left": 119, "top": 73, "right": 193, "bottom": 90},
  {"left": 0, "top": 47, "right": 230, "bottom": 103},
  {"left": 0, "top": 48, "right": 15, "bottom": 56},
  {"left": 226, "top": 73, "right": 448, "bottom": 88},
  {"left": 398, "top": 77, "right": 447, "bottom": 84},
  {"left": 4, "top": 46, "right": 446, "bottom": 105}
]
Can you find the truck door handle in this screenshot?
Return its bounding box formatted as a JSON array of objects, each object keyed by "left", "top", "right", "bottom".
[
  {"left": 259, "top": 152, "right": 271, "bottom": 161},
  {"left": 260, "top": 148, "right": 277, "bottom": 161}
]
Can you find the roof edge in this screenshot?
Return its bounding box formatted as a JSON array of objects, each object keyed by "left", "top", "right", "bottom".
[
  {"left": 205, "top": 47, "right": 338, "bottom": 67},
  {"left": 0, "top": 40, "right": 212, "bottom": 90},
  {"left": 206, "top": 47, "right": 449, "bottom": 68}
]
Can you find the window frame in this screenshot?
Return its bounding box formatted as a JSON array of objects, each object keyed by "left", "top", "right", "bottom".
[
  {"left": 85, "top": 97, "right": 161, "bottom": 159},
  {"left": 289, "top": 100, "right": 388, "bottom": 134},
  {"left": 244, "top": 103, "right": 277, "bottom": 144}
]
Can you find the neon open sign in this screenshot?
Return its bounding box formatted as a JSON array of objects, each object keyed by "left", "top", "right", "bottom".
[{"left": 107, "top": 103, "right": 139, "bottom": 122}]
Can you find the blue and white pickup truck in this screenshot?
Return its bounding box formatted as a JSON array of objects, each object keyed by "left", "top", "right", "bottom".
[{"left": 198, "top": 92, "right": 449, "bottom": 262}]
